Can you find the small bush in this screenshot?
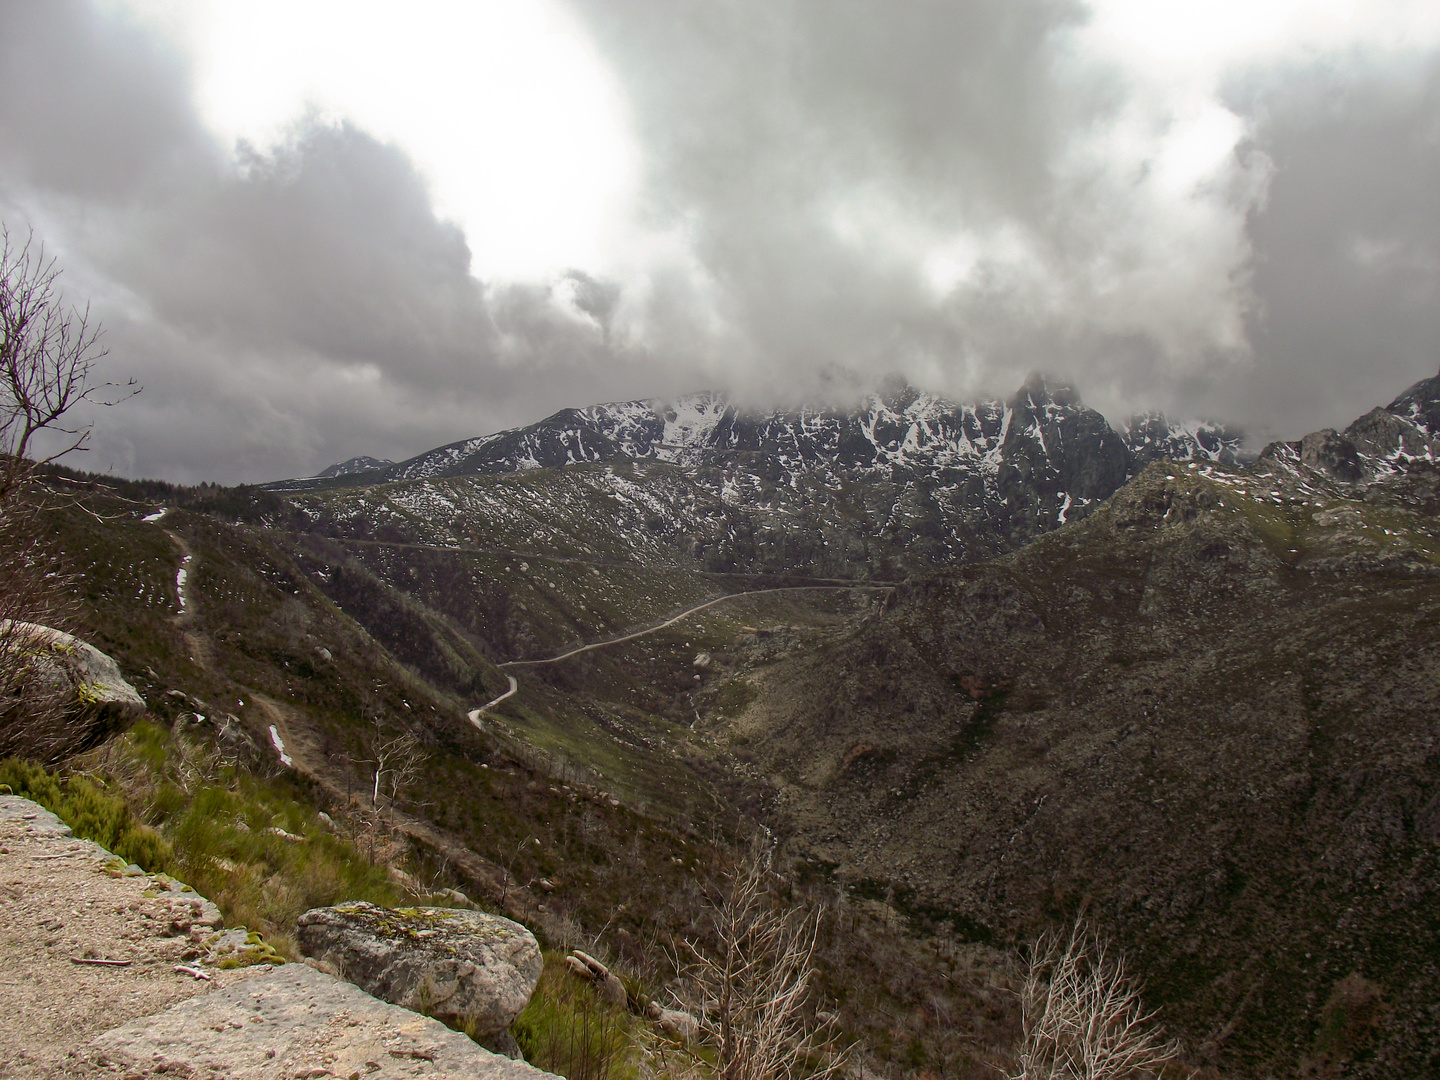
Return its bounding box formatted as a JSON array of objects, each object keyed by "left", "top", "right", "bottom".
[
  {"left": 85, "top": 721, "right": 403, "bottom": 954},
  {"left": 0, "top": 756, "right": 172, "bottom": 870},
  {"left": 513, "top": 952, "right": 637, "bottom": 1080}
]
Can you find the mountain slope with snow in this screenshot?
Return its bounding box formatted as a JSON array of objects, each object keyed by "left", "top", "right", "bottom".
[{"left": 280, "top": 375, "right": 1247, "bottom": 577}]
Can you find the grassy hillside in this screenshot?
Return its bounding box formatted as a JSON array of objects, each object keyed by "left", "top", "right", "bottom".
[{"left": 17, "top": 467, "right": 1013, "bottom": 1079}]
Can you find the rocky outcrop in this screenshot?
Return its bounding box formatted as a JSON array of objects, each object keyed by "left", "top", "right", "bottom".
[
  {"left": 1261, "top": 365, "right": 1440, "bottom": 486},
  {"left": 295, "top": 902, "right": 542, "bottom": 1037},
  {"left": 0, "top": 622, "right": 146, "bottom": 722},
  {"left": 646, "top": 1000, "right": 700, "bottom": 1041},
  {"left": 2, "top": 796, "right": 553, "bottom": 1079},
  {"left": 564, "top": 949, "right": 626, "bottom": 1009},
  {"left": 0, "top": 621, "right": 146, "bottom": 762},
  {"left": 0, "top": 795, "right": 248, "bottom": 1077},
  {"left": 1299, "top": 428, "right": 1365, "bottom": 482},
  {"left": 88, "top": 963, "right": 553, "bottom": 1079}
]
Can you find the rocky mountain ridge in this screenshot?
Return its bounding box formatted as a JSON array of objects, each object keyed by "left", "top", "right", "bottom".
[
  {"left": 1259, "top": 368, "right": 1440, "bottom": 489},
  {"left": 315, "top": 455, "right": 396, "bottom": 479},
  {"left": 344, "top": 378, "right": 1243, "bottom": 486},
  {"left": 277, "top": 376, "right": 1245, "bottom": 578}
]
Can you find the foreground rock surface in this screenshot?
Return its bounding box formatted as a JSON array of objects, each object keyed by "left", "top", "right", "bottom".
[
  {"left": 296, "top": 902, "right": 543, "bottom": 1037},
  {"left": 88, "top": 963, "right": 554, "bottom": 1079},
  {"left": 0, "top": 796, "right": 252, "bottom": 1078}
]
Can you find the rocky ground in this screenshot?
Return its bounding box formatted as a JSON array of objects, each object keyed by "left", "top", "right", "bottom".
[
  {"left": 0, "top": 796, "right": 552, "bottom": 1079},
  {"left": 0, "top": 795, "right": 257, "bottom": 1077}
]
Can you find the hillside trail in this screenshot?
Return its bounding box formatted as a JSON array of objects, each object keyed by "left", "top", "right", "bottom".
[
  {"left": 146, "top": 517, "right": 514, "bottom": 910},
  {"left": 158, "top": 524, "right": 216, "bottom": 673}
]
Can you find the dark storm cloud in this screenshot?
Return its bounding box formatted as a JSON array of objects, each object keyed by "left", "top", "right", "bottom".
[
  {"left": 1204, "top": 54, "right": 1440, "bottom": 441},
  {"left": 1, "top": 0, "right": 1436, "bottom": 482},
  {"left": 567, "top": 0, "right": 1440, "bottom": 434},
  {"left": 570, "top": 0, "right": 1105, "bottom": 395},
  {"left": 0, "top": 1, "right": 669, "bottom": 483},
  {"left": 0, "top": 1, "right": 204, "bottom": 200}
]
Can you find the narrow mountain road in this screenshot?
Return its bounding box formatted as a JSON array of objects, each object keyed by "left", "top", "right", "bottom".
[
  {"left": 500, "top": 583, "right": 894, "bottom": 668},
  {"left": 467, "top": 675, "right": 518, "bottom": 729}
]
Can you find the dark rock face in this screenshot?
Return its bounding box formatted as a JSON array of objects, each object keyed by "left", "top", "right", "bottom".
[
  {"left": 295, "top": 902, "right": 542, "bottom": 1037},
  {"left": 1123, "top": 413, "right": 1245, "bottom": 470},
  {"left": 994, "top": 376, "right": 1131, "bottom": 537},
  {"left": 1300, "top": 428, "right": 1365, "bottom": 482}
]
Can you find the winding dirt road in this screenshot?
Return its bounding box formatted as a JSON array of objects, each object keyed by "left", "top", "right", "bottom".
[
  {"left": 499, "top": 582, "right": 894, "bottom": 668},
  {"left": 466, "top": 675, "right": 518, "bottom": 728}
]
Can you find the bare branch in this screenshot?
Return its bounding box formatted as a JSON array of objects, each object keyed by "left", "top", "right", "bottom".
[
  {"left": 678, "top": 842, "right": 847, "bottom": 1080},
  {"left": 0, "top": 225, "right": 137, "bottom": 506},
  {"left": 1010, "top": 916, "right": 1189, "bottom": 1080}
]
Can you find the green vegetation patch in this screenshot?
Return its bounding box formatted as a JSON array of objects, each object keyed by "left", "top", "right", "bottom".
[
  {"left": 0, "top": 757, "right": 172, "bottom": 870},
  {"left": 513, "top": 952, "right": 639, "bottom": 1080},
  {"left": 84, "top": 721, "right": 401, "bottom": 954}
]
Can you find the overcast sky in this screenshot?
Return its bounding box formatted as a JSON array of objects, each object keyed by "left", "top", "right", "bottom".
[{"left": 1, "top": 0, "right": 1437, "bottom": 483}]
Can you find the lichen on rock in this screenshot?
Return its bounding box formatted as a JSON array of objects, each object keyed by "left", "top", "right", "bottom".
[{"left": 296, "top": 901, "right": 543, "bottom": 1037}]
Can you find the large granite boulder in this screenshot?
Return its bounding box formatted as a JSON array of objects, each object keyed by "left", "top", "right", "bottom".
[
  {"left": 296, "top": 902, "right": 542, "bottom": 1037},
  {"left": 0, "top": 621, "right": 146, "bottom": 757},
  {"left": 1, "top": 620, "right": 146, "bottom": 715},
  {"left": 90, "top": 963, "right": 554, "bottom": 1079}
]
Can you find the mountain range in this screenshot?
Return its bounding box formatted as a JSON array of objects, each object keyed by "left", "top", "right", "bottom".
[{"left": 277, "top": 375, "right": 1245, "bottom": 576}]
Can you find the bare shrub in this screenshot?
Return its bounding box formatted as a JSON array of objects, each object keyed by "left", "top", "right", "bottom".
[
  {"left": 1, "top": 227, "right": 125, "bottom": 500},
  {"left": 678, "top": 844, "right": 846, "bottom": 1080},
  {"left": 0, "top": 226, "right": 133, "bottom": 761},
  {"left": 1010, "top": 917, "right": 1187, "bottom": 1080}
]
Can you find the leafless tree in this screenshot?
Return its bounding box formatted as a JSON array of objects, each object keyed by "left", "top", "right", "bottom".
[
  {"left": 678, "top": 844, "right": 846, "bottom": 1080},
  {"left": 366, "top": 717, "right": 425, "bottom": 809},
  {"left": 0, "top": 226, "right": 133, "bottom": 762},
  {"left": 1010, "top": 916, "right": 1189, "bottom": 1080},
  {"left": 1, "top": 227, "right": 131, "bottom": 503}
]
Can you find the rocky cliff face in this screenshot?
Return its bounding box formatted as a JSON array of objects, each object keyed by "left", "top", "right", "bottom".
[{"left": 1260, "top": 364, "right": 1440, "bottom": 485}]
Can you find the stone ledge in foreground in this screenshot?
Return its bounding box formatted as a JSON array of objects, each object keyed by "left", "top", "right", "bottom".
[{"left": 88, "top": 962, "right": 557, "bottom": 1079}]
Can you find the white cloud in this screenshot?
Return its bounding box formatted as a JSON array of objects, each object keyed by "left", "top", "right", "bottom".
[{"left": 115, "top": 0, "right": 639, "bottom": 282}]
